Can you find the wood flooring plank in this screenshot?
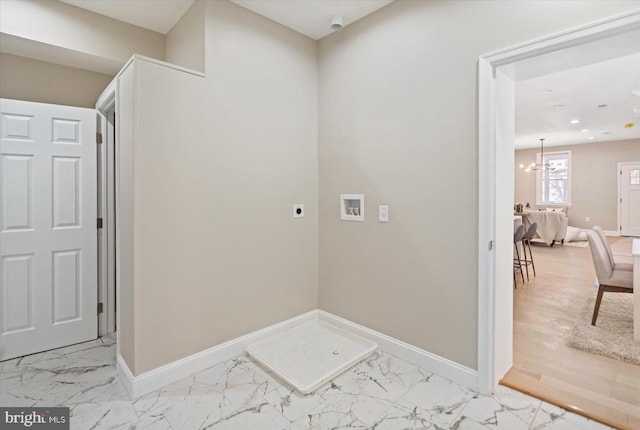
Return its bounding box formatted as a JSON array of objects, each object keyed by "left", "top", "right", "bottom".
[{"left": 505, "top": 238, "right": 640, "bottom": 430}]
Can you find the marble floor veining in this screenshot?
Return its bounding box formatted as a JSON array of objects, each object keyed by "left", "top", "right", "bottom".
[{"left": 0, "top": 334, "right": 614, "bottom": 429}]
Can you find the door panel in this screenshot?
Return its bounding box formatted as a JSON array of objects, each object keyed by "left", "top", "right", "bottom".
[
  {"left": 0, "top": 98, "right": 97, "bottom": 360},
  {"left": 2, "top": 155, "right": 32, "bottom": 230},
  {"left": 1, "top": 254, "right": 33, "bottom": 333},
  {"left": 621, "top": 163, "right": 640, "bottom": 237}
]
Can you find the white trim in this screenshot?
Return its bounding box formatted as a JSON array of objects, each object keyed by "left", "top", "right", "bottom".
[
  {"left": 135, "top": 55, "right": 205, "bottom": 78},
  {"left": 480, "top": 9, "right": 640, "bottom": 66},
  {"left": 96, "top": 79, "right": 116, "bottom": 113},
  {"left": 117, "top": 310, "right": 317, "bottom": 398},
  {"left": 476, "top": 57, "right": 495, "bottom": 396},
  {"left": 603, "top": 230, "right": 621, "bottom": 237},
  {"left": 618, "top": 161, "right": 640, "bottom": 236},
  {"left": 318, "top": 311, "right": 478, "bottom": 390},
  {"left": 477, "top": 9, "right": 640, "bottom": 396},
  {"left": 116, "top": 309, "right": 479, "bottom": 398},
  {"left": 117, "top": 354, "right": 134, "bottom": 399},
  {"left": 96, "top": 93, "right": 117, "bottom": 336}
]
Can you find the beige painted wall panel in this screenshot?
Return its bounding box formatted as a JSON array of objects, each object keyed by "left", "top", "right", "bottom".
[
  {"left": 0, "top": 53, "right": 113, "bottom": 108},
  {"left": 131, "top": 0, "right": 318, "bottom": 374},
  {"left": 515, "top": 139, "right": 640, "bottom": 230},
  {"left": 0, "top": 0, "right": 164, "bottom": 66},
  {"left": 318, "top": 0, "right": 639, "bottom": 370},
  {"left": 165, "top": 0, "right": 204, "bottom": 72}
]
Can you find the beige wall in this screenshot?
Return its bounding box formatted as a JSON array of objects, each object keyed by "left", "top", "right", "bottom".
[
  {"left": 317, "top": 0, "right": 639, "bottom": 370},
  {"left": 0, "top": 53, "right": 113, "bottom": 108},
  {"left": 0, "top": 0, "right": 164, "bottom": 73},
  {"left": 129, "top": 1, "right": 318, "bottom": 375},
  {"left": 165, "top": 0, "right": 204, "bottom": 72},
  {"left": 515, "top": 139, "right": 640, "bottom": 231}
]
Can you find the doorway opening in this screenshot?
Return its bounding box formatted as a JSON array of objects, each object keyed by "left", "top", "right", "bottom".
[
  {"left": 478, "top": 9, "right": 640, "bottom": 429},
  {"left": 97, "top": 84, "right": 117, "bottom": 338}
]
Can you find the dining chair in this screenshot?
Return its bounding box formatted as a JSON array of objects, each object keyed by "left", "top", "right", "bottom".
[
  {"left": 593, "top": 226, "right": 633, "bottom": 272},
  {"left": 585, "top": 230, "right": 633, "bottom": 325}
]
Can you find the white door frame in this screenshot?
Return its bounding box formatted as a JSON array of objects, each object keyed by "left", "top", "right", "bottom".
[
  {"left": 96, "top": 80, "right": 117, "bottom": 336},
  {"left": 477, "top": 9, "right": 640, "bottom": 395},
  {"left": 618, "top": 161, "right": 640, "bottom": 237}
]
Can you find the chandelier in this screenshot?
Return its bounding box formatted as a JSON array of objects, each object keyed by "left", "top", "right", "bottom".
[{"left": 521, "top": 138, "right": 556, "bottom": 173}]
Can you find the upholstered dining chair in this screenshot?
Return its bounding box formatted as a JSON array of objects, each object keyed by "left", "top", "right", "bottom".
[
  {"left": 585, "top": 230, "right": 633, "bottom": 326},
  {"left": 514, "top": 224, "right": 525, "bottom": 287},
  {"left": 593, "top": 226, "right": 633, "bottom": 272}
]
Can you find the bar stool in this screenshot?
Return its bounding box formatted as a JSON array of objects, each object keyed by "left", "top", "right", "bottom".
[
  {"left": 520, "top": 222, "right": 537, "bottom": 280},
  {"left": 514, "top": 224, "right": 525, "bottom": 287}
]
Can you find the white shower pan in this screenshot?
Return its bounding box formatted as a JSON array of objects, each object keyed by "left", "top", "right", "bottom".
[{"left": 246, "top": 319, "right": 377, "bottom": 394}]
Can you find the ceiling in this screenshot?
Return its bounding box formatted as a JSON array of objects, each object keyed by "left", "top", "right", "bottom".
[
  {"left": 59, "top": 0, "right": 196, "bottom": 34},
  {"left": 515, "top": 53, "right": 640, "bottom": 149},
  {"left": 230, "top": 0, "right": 393, "bottom": 40},
  {"left": 59, "top": 0, "right": 393, "bottom": 39}
]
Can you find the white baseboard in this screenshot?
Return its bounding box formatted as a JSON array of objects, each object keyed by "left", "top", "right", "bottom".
[
  {"left": 318, "top": 310, "right": 478, "bottom": 391},
  {"left": 116, "top": 354, "right": 134, "bottom": 398},
  {"left": 116, "top": 309, "right": 478, "bottom": 398},
  {"left": 603, "top": 230, "right": 620, "bottom": 237},
  {"left": 117, "top": 310, "right": 317, "bottom": 398}
]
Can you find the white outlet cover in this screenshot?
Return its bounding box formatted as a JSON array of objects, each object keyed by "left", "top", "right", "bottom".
[
  {"left": 293, "top": 204, "right": 304, "bottom": 218},
  {"left": 379, "top": 205, "right": 389, "bottom": 222}
]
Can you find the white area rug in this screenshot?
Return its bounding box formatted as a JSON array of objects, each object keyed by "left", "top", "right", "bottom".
[
  {"left": 566, "top": 293, "right": 640, "bottom": 366},
  {"left": 529, "top": 238, "right": 588, "bottom": 248},
  {"left": 562, "top": 240, "right": 588, "bottom": 248}
]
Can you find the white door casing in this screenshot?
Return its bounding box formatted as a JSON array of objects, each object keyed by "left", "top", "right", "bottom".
[
  {"left": 0, "top": 99, "right": 97, "bottom": 361},
  {"left": 620, "top": 162, "right": 640, "bottom": 237},
  {"left": 477, "top": 10, "right": 640, "bottom": 394}
]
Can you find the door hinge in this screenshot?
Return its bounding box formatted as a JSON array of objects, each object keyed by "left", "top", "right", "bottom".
[
  {"left": 97, "top": 303, "right": 104, "bottom": 314},
  {"left": 620, "top": 198, "right": 623, "bottom": 203},
  {"left": 488, "top": 240, "right": 494, "bottom": 251},
  {"left": 620, "top": 225, "right": 622, "bottom": 231},
  {"left": 96, "top": 132, "right": 103, "bottom": 144},
  {"left": 97, "top": 218, "right": 103, "bottom": 229}
]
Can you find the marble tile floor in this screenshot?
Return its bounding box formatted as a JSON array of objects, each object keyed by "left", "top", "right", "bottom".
[{"left": 0, "top": 334, "right": 614, "bottom": 430}]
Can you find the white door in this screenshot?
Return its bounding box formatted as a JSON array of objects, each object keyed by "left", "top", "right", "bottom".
[
  {"left": 620, "top": 162, "right": 640, "bottom": 237},
  {"left": 0, "top": 99, "right": 97, "bottom": 361}
]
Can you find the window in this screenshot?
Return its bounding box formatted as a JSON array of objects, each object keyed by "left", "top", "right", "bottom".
[
  {"left": 536, "top": 151, "right": 571, "bottom": 205},
  {"left": 631, "top": 169, "right": 640, "bottom": 185}
]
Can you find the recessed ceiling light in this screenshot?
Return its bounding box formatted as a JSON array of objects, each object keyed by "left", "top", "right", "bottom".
[
  {"left": 597, "top": 104, "right": 608, "bottom": 109},
  {"left": 587, "top": 136, "right": 595, "bottom": 140},
  {"left": 603, "top": 131, "right": 611, "bottom": 134},
  {"left": 580, "top": 129, "right": 588, "bottom": 133},
  {"left": 553, "top": 104, "right": 565, "bottom": 109},
  {"left": 570, "top": 119, "right": 580, "bottom": 124}
]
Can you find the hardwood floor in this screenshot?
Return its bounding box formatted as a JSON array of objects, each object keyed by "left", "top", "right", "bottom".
[{"left": 502, "top": 238, "right": 640, "bottom": 430}]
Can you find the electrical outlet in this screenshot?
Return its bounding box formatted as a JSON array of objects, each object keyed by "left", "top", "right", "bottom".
[
  {"left": 293, "top": 204, "right": 304, "bottom": 218},
  {"left": 585, "top": 216, "right": 590, "bottom": 223},
  {"left": 379, "top": 205, "right": 389, "bottom": 222}
]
